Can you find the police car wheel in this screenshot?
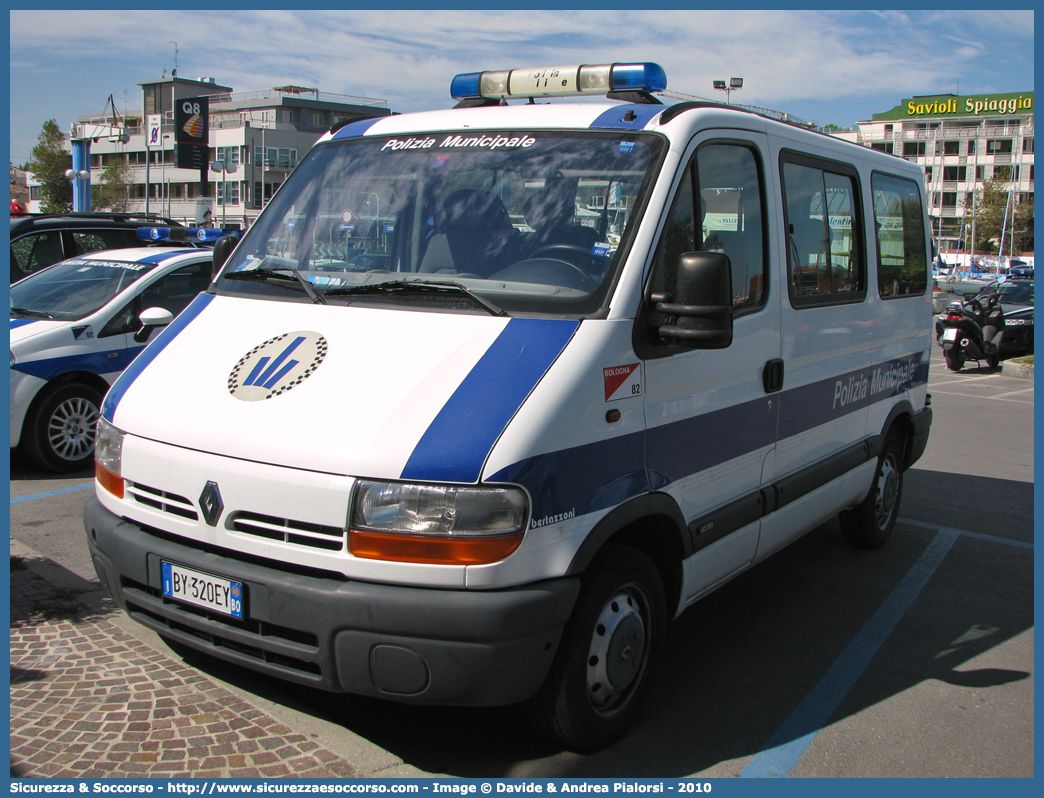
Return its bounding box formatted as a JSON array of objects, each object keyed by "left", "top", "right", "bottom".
[
  {"left": 526, "top": 544, "right": 666, "bottom": 752},
  {"left": 839, "top": 433, "right": 904, "bottom": 550},
  {"left": 23, "top": 383, "right": 102, "bottom": 473}
]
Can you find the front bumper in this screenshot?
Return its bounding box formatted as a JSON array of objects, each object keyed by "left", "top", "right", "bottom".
[{"left": 85, "top": 495, "right": 580, "bottom": 706}]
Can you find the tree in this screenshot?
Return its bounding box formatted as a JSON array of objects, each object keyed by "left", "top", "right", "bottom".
[
  {"left": 92, "top": 156, "right": 132, "bottom": 212},
  {"left": 29, "top": 119, "right": 72, "bottom": 213},
  {"left": 962, "top": 174, "right": 1034, "bottom": 255}
]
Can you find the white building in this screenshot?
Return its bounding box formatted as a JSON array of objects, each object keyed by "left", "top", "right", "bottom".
[
  {"left": 833, "top": 91, "right": 1034, "bottom": 258},
  {"left": 77, "top": 75, "right": 391, "bottom": 228}
]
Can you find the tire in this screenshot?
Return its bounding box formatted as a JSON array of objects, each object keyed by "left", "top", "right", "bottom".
[
  {"left": 986, "top": 352, "right": 999, "bottom": 368},
  {"left": 839, "top": 433, "right": 904, "bottom": 550},
  {"left": 526, "top": 544, "right": 666, "bottom": 752},
  {"left": 22, "top": 383, "right": 102, "bottom": 472},
  {"left": 944, "top": 347, "right": 964, "bottom": 372}
]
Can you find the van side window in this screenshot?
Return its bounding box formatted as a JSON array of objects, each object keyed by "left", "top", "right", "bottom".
[
  {"left": 872, "top": 173, "right": 928, "bottom": 298},
  {"left": 781, "top": 154, "right": 865, "bottom": 306},
  {"left": 648, "top": 142, "right": 766, "bottom": 320}
]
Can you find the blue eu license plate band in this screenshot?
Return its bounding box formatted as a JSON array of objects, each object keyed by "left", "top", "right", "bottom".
[{"left": 161, "top": 561, "right": 244, "bottom": 619}]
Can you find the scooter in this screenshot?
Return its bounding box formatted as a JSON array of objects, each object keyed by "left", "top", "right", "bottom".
[{"left": 938, "top": 289, "right": 1005, "bottom": 371}]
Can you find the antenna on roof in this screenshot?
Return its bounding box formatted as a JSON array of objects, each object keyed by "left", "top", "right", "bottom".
[{"left": 170, "top": 42, "right": 178, "bottom": 77}]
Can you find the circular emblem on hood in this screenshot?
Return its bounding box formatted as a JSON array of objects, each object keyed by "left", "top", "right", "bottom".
[{"left": 228, "top": 331, "right": 327, "bottom": 402}]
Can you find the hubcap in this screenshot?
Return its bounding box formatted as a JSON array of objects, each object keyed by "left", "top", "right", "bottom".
[
  {"left": 874, "top": 454, "right": 899, "bottom": 530},
  {"left": 47, "top": 397, "right": 99, "bottom": 462},
  {"left": 586, "top": 586, "right": 648, "bottom": 717}
]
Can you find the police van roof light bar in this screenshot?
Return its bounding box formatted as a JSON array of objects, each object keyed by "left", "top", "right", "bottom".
[{"left": 450, "top": 62, "right": 667, "bottom": 102}]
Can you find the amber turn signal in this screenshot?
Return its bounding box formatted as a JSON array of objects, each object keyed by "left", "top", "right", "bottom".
[
  {"left": 95, "top": 461, "right": 124, "bottom": 499},
  {"left": 349, "top": 529, "right": 524, "bottom": 565}
]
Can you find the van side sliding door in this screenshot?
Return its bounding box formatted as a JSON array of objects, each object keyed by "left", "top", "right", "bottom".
[{"left": 756, "top": 149, "right": 873, "bottom": 561}]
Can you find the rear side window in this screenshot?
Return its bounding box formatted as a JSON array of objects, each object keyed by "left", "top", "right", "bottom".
[
  {"left": 781, "top": 153, "right": 865, "bottom": 306},
  {"left": 871, "top": 173, "right": 928, "bottom": 298}
]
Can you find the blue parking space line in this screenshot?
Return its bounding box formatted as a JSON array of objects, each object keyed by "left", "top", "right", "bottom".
[
  {"left": 900, "top": 517, "right": 1034, "bottom": 550},
  {"left": 741, "top": 530, "right": 959, "bottom": 778},
  {"left": 11, "top": 482, "right": 94, "bottom": 505}
]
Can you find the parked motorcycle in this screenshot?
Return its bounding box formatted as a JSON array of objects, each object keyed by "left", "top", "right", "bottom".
[{"left": 939, "top": 288, "right": 1005, "bottom": 371}]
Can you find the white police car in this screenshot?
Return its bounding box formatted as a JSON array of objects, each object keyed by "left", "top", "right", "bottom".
[
  {"left": 85, "top": 63, "right": 933, "bottom": 750},
  {"left": 11, "top": 245, "right": 215, "bottom": 471}
]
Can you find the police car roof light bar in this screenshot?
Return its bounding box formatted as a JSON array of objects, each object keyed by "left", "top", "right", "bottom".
[
  {"left": 450, "top": 62, "right": 667, "bottom": 101},
  {"left": 137, "top": 227, "right": 241, "bottom": 245}
]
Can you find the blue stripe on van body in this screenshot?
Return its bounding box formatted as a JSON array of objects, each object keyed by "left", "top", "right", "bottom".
[
  {"left": 101, "top": 293, "right": 215, "bottom": 422},
  {"left": 331, "top": 118, "right": 384, "bottom": 140},
  {"left": 776, "top": 352, "right": 930, "bottom": 440},
  {"left": 400, "top": 318, "right": 580, "bottom": 484},
  {"left": 489, "top": 350, "right": 930, "bottom": 526},
  {"left": 10, "top": 320, "right": 37, "bottom": 330},
  {"left": 589, "top": 104, "right": 664, "bottom": 131}
]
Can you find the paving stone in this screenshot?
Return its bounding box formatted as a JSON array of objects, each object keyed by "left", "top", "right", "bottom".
[{"left": 10, "top": 564, "right": 374, "bottom": 779}]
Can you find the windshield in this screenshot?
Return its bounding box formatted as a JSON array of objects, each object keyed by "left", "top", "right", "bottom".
[
  {"left": 216, "top": 129, "right": 665, "bottom": 315},
  {"left": 9, "top": 257, "right": 155, "bottom": 320},
  {"left": 997, "top": 281, "right": 1033, "bottom": 304}
]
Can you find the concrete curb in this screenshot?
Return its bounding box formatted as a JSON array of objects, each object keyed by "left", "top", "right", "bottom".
[{"left": 1000, "top": 360, "right": 1034, "bottom": 380}]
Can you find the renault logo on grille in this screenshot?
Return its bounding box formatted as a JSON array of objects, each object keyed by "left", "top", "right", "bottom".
[
  {"left": 199, "top": 481, "right": 224, "bottom": 527},
  {"left": 228, "top": 331, "right": 328, "bottom": 401}
]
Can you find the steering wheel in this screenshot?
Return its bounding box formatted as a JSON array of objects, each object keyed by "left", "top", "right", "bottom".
[
  {"left": 529, "top": 244, "right": 594, "bottom": 261},
  {"left": 491, "top": 257, "right": 597, "bottom": 292}
]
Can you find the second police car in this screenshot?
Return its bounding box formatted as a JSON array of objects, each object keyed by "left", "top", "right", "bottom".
[
  {"left": 84, "top": 63, "right": 934, "bottom": 750},
  {"left": 10, "top": 230, "right": 228, "bottom": 471}
]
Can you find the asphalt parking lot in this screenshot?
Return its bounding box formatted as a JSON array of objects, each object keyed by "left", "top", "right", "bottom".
[{"left": 8, "top": 340, "right": 1034, "bottom": 778}]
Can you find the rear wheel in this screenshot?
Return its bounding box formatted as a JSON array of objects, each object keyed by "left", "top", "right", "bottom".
[
  {"left": 986, "top": 352, "right": 1000, "bottom": 368},
  {"left": 839, "top": 433, "right": 904, "bottom": 550},
  {"left": 944, "top": 347, "right": 965, "bottom": 372},
  {"left": 526, "top": 545, "right": 666, "bottom": 752},
  {"left": 22, "top": 383, "right": 102, "bottom": 472}
]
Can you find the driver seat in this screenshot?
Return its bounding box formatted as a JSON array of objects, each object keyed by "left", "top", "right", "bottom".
[
  {"left": 523, "top": 177, "right": 597, "bottom": 257},
  {"left": 420, "top": 189, "right": 523, "bottom": 277}
]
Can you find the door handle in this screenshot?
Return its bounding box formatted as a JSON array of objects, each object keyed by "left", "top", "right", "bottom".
[{"left": 763, "top": 359, "right": 784, "bottom": 394}]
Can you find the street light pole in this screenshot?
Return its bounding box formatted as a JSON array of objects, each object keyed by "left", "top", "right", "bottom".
[{"left": 713, "top": 77, "right": 744, "bottom": 105}]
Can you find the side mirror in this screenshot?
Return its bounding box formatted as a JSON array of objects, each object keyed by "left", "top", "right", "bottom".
[
  {"left": 212, "top": 234, "right": 238, "bottom": 276},
  {"left": 651, "top": 251, "right": 734, "bottom": 349},
  {"left": 134, "top": 307, "right": 174, "bottom": 343}
]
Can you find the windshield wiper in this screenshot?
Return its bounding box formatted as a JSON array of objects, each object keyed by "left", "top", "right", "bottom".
[
  {"left": 10, "top": 307, "right": 55, "bottom": 319},
  {"left": 223, "top": 267, "right": 327, "bottom": 304},
  {"left": 323, "top": 280, "right": 506, "bottom": 317}
]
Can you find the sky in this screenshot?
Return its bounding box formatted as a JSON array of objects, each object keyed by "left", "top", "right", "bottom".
[{"left": 8, "top": 8, "right": 1035, "bottom": 167}]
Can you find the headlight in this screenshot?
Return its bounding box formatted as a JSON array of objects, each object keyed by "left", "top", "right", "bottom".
[
  {"left": 349, "top": 480, "right": 528, "bottom": 565},
  {"left": 94, "top": 417, "right": 125, "bottom": 499}
]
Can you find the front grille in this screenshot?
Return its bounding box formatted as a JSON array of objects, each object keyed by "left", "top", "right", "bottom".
[
  {"left": 128, "top": 482, "right": 198, "bottom": 521},
  {"left": 230, "top": 511, "right": 345, "bottom": 551}
]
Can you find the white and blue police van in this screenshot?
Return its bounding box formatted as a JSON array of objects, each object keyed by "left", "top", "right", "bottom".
[
  {"left": 84, "top": 63, "right": 933, "bottom": 751},
  {"left": 11, "top": 233, "right": 224, "bottom": 471}
]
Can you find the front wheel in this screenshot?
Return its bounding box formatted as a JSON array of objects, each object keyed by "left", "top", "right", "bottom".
[
  {"left": 944, "top": 346, "right": 965, "bottom": 372},
  {"left": 22, "top": 383, "right": 102, "bottom": 472},
  {"left": 526, "top": 545, "right": 666, "bottom": 752},
  {"left": 839, "top": 433, "right": 904, "bottom": 550}
]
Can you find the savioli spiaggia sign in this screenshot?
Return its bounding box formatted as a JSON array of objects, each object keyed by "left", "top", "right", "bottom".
[{"left": 873, "top": 92, "right": 1033, "bottom": 121}]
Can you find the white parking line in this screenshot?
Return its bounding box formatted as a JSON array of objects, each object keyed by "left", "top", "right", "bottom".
[
  {"left": 990, "top": 387, "right": 1036, "bottom": 400},
  {"left": 929, "top": 374, "right": 1003, "bottom": 387},
  {"left": 927, "top": 388, "right": 1033, "bottom": 404}
]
